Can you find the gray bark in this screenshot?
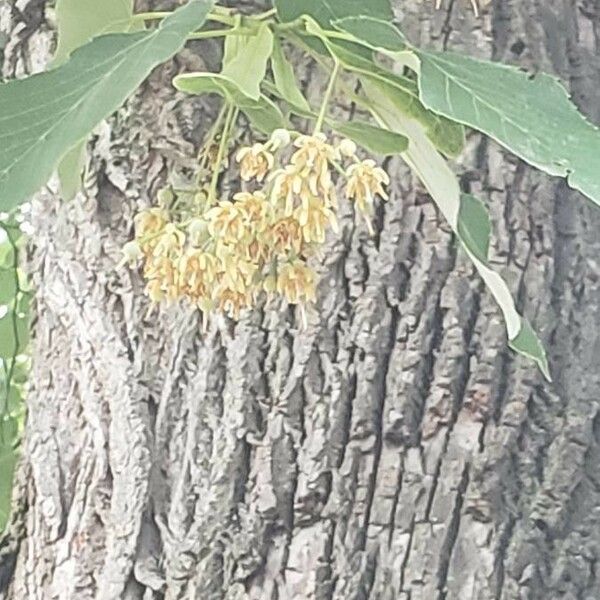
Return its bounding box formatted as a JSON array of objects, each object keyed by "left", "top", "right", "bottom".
[{"left": 1, "top": 0, "right": 600, "bottom": 598}]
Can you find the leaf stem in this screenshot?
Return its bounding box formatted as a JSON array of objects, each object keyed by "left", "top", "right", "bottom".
[
  {"left": 256, "top": 8, "right": 277, "bottom": 20},
  {"left": 188, "top": 27, "right": 253, "bottom": 40},
  {"left": 132, "top": 11, "right": 172, "bottom": 22},
  {"left": 314, "top": 60, "right": 340, "bottom": 134},
  {"left": 208, "top": 103, "right": 237, "bottom": 204}
]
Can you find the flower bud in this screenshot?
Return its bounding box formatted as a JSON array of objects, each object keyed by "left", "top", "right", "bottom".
[
  {"left": 338, "top": 138, "right": 357, "bottom": 158},
  {"left": 269, "top": 128, "right": 291, "bottom": 150}
]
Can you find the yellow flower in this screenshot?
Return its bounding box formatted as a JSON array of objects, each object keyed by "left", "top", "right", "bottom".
[
  {"left": 206, "top": 200, "right": 247, "bottom": 245},
  {"left": 236, "top": 143, "right": 275, "bottom": 182},
  {"left": 346, "top": 159, "right": 390, "bottom": 215},
  {"left": 276, "top": 260, "right": 316, "bottom": 304},
  {"left": 153, "top": 224, "right": 186, "bottom": 258},
  {"left": 268, "top": 217, "right": 303, "bottom": 256},
  {"left": 295, "top": 196, "right": 339, "bottom": 244},
  {"left": 217, "top": 288, "right": 254, "bottom": 319},
  {"left": 178, "top": 249, "right": 218, "bottom": 300},
  {"left": 234, "top": 191, "right": 272, "bottom": 233},
  {"left": 135, "top": 208, "right": 168, "bottom": 238},
  {"left": 290, "top": 133, "right": 336, "bottom": 203}
]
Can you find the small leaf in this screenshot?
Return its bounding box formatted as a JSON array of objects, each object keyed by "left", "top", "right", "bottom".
[
  {"left": 173, "top": 72, "right": 286, "bottom": 134},
  {"left": 0, "top": 270, "right": 16, "bottom": 305},
  {"left": 57, "top": 142, "right": 87, "bottom": 201},
  {"left": 0, "top": 442, "right": 18, "bottom": 532},
  {"left": 457, "top": 193, "right": 490, "bottom": 263},
  {"left": 0, "top": 0, "right": 214, "bottom": 212},
  {"left": 0, "top": 310, "right": 29, "bottom": 360},
  {"left": 0, "top": 242, "right": 13, "bottom": 269},
  {"left": 271, "top": 38, "right": 311, "bottom": 112},
  {"left": 509, "top": 320, "right": 551, "bottom": 380},
  {"left": 329, "top": 120, "right": 408, "bottom": 155},
  {"left": 417, "top": 50, "right": 600, "bottom": 207},
  {"left": 222, "top": 23, "right": 274, "bottom": 100}
]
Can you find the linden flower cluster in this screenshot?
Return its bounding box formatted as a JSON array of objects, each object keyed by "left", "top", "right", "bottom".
[{"left": 124, "top": 128, "right": 389, "bottom": 323}]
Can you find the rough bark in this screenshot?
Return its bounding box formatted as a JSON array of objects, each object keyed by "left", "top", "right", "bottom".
[{"left": 1, "top": 0, "right": 600, "bottom": 598}]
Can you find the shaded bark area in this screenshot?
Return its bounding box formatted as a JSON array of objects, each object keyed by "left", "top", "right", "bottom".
[{"left": 2, "top": 0, "right": 600, "bottom": 598}]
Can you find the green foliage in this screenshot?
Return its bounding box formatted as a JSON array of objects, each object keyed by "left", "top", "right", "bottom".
[
  {"left": 54, "top": 0, "right": 136, "bottom": 65},
  {"left": 271, "top": 38, "right": 311, "bottom": 112},
  {"left": 222, "top": 23, "right": 273, "bottom": 100},
  {"left": 330, "top": 121, "right": 408, "bottom": 155},
  {"left": 3, "top": 0, "right": 599, "bottom": 382},
  {"left": 274, "top": 0, "right": 393, "bottom": 28},
  {"left": 0, "top": 0, "right": 213, "bottom": 212},
  {"left": 54, "top": 0, "right": 139, "bottom": 199},
  {"left": 173, "top": 73, "right": 286, "bottom": 134},
  {"left": 0, "top": 222, "right": 29, "bottom": 532},
  {"left": 457, "top": 194, "right": 491, "bottom": 264},
  {"left": 416, "top": 50, "right": 600, "bottom": 207}
]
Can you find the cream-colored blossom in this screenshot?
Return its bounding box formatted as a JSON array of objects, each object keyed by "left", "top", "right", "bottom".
[
  {"left": 276, "top": 260, "right": 316, "bottom": 304},
  {"left": 236, "top": 143, "right": 275, "bottom": 182},
  {"left": 206, "top": 200, "right": 246, "bottom": 244},
  {"left": 346, "top": 159, "right": 390, "bottom": 216}
]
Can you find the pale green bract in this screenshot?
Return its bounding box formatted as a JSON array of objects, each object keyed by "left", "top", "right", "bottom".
[
  {"left": 0, "top": 0, "right": 213, "bottom": 212},
  {"left": 173, "top": 73, "right": 286, "bottom": 134},
  {"left": 222, "top": 23, "right": 274, "bottom": 100}
]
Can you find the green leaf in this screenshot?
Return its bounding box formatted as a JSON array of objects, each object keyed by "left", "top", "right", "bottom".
[
  {"left": 173, "top": 73, "right": 286, "bottom": 134},
  {"left": 54, "top": 0, "right": 138, "bottom": 198},
  {"left": 365, "top": 79, "right": 550, "bottom": 380},
  {"left": 303, "top": 19, "right": 464, "bottom": 157},
  {"left": 333, "top": 16, "right": 407, "bottom": 51},
  {"left": 57, "top": 142, "right": 87, "bottom": 201},
  {"left": 509, "top": 320, "right": 551, "bottom": 380},
  {"left": 54, "top": 0, "right": 136, "bottom": 65},
  {"left": 0, "top": 270, "right": 16, "bottom": 305},
  {"left": 457, "top": 193, "right": 490, "bottom": 263},
  {"left": 417, "top": 50, "right": 600, "bottom": 207},
  {"left": 0, "top": 241, "right": 13, "bottom": 269},
  {"left": 329, "top": 120, "right": 408, "bottom": 155},
  {"left": 222, "top": 23, "right": 274, "bottom": 100},
  {"left": 0, "top": 310, "right": 29, "bottom": 360},
  {"left": 0, "top": 0, "right": 214, "bottom": 213},
  {"left": 0, "top": 441, "right": 17, "bottom": 532},
  {"left": 274, "top": 0, "right": 393, "bottom": 28},
  {"left": 271, "top": 38, "right": 311, "bottom": 112}
]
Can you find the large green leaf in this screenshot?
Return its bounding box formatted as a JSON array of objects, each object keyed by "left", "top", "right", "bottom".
[
  {"left": 0, "top": 0, "right": 213, "bottom": 213},
  {"left": 333, "top": 16, "right": 407, "bottom": 51},
  {"left": 222, "top": 23, "right": 274, "bottom": 100},
  {"left": 173, "top": 73, "right": 286, "bottom": 134},
  {"left": 54, "top": 0, "right": 136, "bottom": 65},
  {"left": 274, "top": 0, "right": 393, "bottom": 28},
  {"left": 54, "top": 0, "right": 138, "bottom": 199},
  {"left": 365, "top": 79, "right": 550, "bottom": 379},
  {"left": 417, "top": 50, "right": 600, "bottom": 206},
  {"left": 0, "top": 310, "right": 29, "bottom": 360}
]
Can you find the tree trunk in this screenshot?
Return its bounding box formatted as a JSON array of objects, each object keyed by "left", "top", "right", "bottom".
[{"left": 2, "top": 0, "right": 600, "bottom": 598}]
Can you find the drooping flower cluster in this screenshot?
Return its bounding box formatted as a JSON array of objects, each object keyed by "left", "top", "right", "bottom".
[{"left": 125, "top": 128, "right": 389, "bottom": 323}]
